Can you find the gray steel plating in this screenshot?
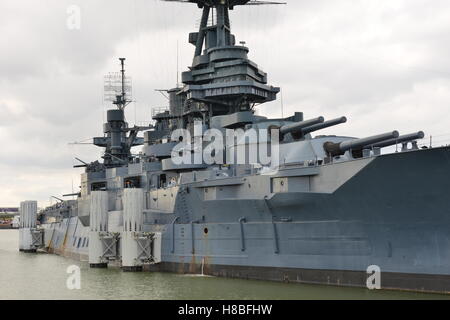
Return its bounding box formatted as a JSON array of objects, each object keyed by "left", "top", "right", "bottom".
[{"left": 34, "top": 0, "right": 450, "bottom": 294}]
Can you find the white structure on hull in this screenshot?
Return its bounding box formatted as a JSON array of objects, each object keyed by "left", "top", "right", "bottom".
[
  {"left": 19, "top": 201, "right": 42, "bottom": 252},
  {"left": 121, "top": 188, "right": 161, "bottom": 271},
  {"left": 88, "top": 191, "right": 110, "bottom": 268},
  {"left": 121, "top": 188, "right": 145, "bottom": 271}
]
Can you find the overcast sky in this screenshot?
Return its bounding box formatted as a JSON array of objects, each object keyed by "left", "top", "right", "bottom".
[{"left": 1, "top": 0, "right": 450, "bottom": 207}]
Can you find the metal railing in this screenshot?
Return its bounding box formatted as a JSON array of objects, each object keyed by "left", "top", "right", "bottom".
[
  {"left": 417, "top": 133, "right": 450, "bottom": 149},
  {"left": 151, "top": 107, "right": 170, "bottom": 117}
]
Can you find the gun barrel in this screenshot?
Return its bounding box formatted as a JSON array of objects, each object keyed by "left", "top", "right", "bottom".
[
  {"left": 365, "top": 131, "right": 425, "bottom": 149},
  {"left": 280, "top": 117, "right": 324, "bottom": 135},
  {"left": 324, "top": 131, "right": 399, "bottom": 156},
  {"left": 301, "top": 117, "right": 347, "bottom": 135}
]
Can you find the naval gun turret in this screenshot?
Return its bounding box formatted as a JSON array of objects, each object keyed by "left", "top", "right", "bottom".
[
  {"left": 280, "top": 117, "right": 325, "bottom": 137},
  {"left": 278, "top": 116, "right": 348, "bottom": 140},
  {"left": 301, "top": 117, "right": 348, "bottom": 136},
  {"left": 365, "top": 131, "right": 425, "bottom": 149},
  {"left": 324, "top": 131, "right": 400, "bottom": 157}
]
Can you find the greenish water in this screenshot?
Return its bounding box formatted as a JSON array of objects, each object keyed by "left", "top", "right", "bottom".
[{"left": 0, "top": 230, "right": 448, "bottom": 300}]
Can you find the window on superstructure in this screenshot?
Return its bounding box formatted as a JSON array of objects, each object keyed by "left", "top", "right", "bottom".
[
  {"left": 159, "top": 174, "right": 167, "bottom": 188},
  {"left": 91, "top": 182, "right": 106, "bottom": 191},
  {"left": 124, "top": 176, "right": 141, "bottom": 189}
]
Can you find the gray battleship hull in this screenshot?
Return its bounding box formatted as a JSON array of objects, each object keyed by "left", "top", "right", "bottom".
[{"left": 41, "top": 146, "right": 450, "bottom": 293}]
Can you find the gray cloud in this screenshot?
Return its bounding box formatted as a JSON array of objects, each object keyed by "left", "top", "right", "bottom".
[{"left": 1, "top": 0, "right": 450, "bottom": 206}]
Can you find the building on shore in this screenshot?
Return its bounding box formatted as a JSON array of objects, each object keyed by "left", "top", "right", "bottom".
[{"left": 0, "top": 208, "right": 19, "bottom": 229}]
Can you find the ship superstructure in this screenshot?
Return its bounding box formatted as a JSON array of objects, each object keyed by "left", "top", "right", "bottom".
[{"left": 19, "top": 0, "right": 450, "bottom": 293}]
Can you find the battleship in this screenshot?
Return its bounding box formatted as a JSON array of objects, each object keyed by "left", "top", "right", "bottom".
[{"left": 18, "top": 0, "right": 450, "bottom": 293}]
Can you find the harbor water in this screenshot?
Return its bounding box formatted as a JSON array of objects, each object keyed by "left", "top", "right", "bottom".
[{"left": 0, "top": 230, "right": 448, "bottom": 300}]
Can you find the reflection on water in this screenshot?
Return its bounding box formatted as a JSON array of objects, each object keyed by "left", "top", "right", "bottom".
[{"left": 0, "top": 230, "right": 448, "bottom": 300}]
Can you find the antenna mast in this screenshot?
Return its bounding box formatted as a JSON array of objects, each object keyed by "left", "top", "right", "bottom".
[
  {"left": 120, "top": 57, "right": 126, "bottom": 105},
  {"left": 104, "top": 58, "right": 133, "bottom": 111},
  {"left": 176, "top": 41, "right": 179, "bottom": 87}
]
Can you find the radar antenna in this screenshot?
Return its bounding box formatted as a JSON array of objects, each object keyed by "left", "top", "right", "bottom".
[{"left": 104, "top": 58, "right": 132, "bottom": 111}]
